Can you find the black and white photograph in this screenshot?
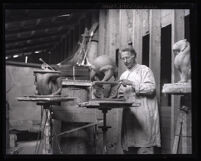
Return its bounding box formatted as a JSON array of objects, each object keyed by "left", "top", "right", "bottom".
[{"left": 2, "top": 2, "right": 199, "bottom": 158}]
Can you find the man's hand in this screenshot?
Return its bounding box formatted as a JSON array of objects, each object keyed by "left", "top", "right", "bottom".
[{"left": 120, "top": 79, "right": 133, "bottom": 87}]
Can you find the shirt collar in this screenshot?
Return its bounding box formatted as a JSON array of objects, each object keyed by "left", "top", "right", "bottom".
[{"left": 127, "top": 63, "right": 139, "bottom": 72}]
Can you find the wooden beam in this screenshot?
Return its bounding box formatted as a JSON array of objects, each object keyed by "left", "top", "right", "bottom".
[
  {"left": 161, "top": 10, "right": 172, "bottom": 28},
  {"left": 107, "top": 10, "right": 119, "bottom": 60},
  {"left": 6, "top": 38, "right": 59, "bottom": 50},
  {"left": 6, "top": 43, "right": 54, "bottom": 55},
  {"left": 98, "top": 10, "right": 107, "bottom": 57},
  {"left": 5, "top": 9, "right": 83, "bottom": 23},
  {"left": 119, "top": 9, "right": 129, "bottom": 76},
  {"left": 6, "top": 24, "right": 71, "bottom": 35},
  {"left": 6, "top": 25, "right": 70, "bottom": 39},
  {"left": 172, "top": 10, "right": 185, "bottom": 83},
  {"left": 133, "top": 10, "right": 143, "bottom": 64},
  {"left": 6, "top": 30, "right": 67, "bottom": 43},
  {"left": 142, "top": 9, "right": 149, "bottom": 36},
  {"left": 149, "top": 9, "right": 161, "bottom": 101},
  {"left": 6, "top": 35, "right": 60, "bottom": 46},
  {"left": 48, "top": 14, "right": 86, "bottom": 55},
  {"left": 171, "top": 9, "right": 185, "bottom": 151},
  {"left": 56, "top": 120, "right": 103, "bottom": 137},
  {"left": 6, "top": 60, "right": 41, "bottom": 68}
]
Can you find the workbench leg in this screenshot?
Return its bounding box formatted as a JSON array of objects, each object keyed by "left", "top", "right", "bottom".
[
  {"left": 172, "top": 112, "right": 183, "bottom": 154},
  {"left": 181, "top": 108, "right": 192, "bottom": 154},
  {"left": 172, "top": 107, "right": 191, "bottom": 154},
  {"left": 43, "top": 109, "right": 52, "bottom": 154},
  {"left": 102, "top": 110, "right": 107, "bottom": 154}
]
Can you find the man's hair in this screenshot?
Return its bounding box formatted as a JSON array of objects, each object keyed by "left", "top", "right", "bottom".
[{"left": 120, "top": 47, "right": 137, "bottom": 58}]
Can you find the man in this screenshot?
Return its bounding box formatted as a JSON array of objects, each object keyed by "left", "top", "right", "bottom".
[{"left": 118, "top": 46, "right": 161, "bottom": 154}]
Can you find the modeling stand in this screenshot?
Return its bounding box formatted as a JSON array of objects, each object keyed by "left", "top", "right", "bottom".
[
  {"left": 17, "top": 95, "right": 75, "bottom": 154},
  {"left": 79, "top": 100, "right": 139, "bottom": 154},
  {"left": 162, "top": 82, "right": 191, "bottom": 154}
]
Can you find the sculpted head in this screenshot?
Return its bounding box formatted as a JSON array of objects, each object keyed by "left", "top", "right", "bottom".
[{"left": 172, "top": 39, "right": 188, "bottom": 54}]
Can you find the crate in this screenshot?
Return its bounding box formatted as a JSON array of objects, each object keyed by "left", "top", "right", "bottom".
[{"left": 58, "top": 65, "right": 90, "bottom": 80}]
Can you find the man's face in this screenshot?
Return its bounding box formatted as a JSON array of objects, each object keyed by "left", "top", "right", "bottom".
[{"left": 120, "top": 51, "right": 136, "bottom": 69}]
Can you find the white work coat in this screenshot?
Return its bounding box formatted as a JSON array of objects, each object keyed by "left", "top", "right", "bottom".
[{"left": 119, "top": 64, "right": 161, "bottom": 150}]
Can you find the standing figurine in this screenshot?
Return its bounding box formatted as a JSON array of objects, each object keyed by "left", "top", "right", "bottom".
[{"left": 173, "top": 39, "right": 191, "bottom": 83}]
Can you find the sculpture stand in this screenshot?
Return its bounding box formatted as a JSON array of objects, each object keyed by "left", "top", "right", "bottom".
[
  {"left": 79, "top": 100, "right": 139, "bottom": 154},
  {"left": 162, "top": 82, "right": 191, "bottom": 154},
  {"left": 17, "top": 95, "right": 75, "bottom": 154}
]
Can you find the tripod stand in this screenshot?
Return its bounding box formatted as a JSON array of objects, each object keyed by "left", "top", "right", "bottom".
[
  {"left": 17, "top": 96, "right": 75, "bottom": 154},
  {"left": 172, "top": 105, "right": 191, "bottom": 154},
  {"left": 172, "top": 94, "right": 192, "bottom": 154},
  {"left": 34, "top": 103, "right": 62, "bottom": 154}
]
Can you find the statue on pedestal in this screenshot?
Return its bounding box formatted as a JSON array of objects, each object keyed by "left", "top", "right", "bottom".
[{"left": 173, "top": 39, "right": 191, "bottom": 83}]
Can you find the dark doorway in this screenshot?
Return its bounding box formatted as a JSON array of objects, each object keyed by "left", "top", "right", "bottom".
[
  {"left": 142, "top": 34, "right": 150, "bottom": 67},
  {"left": 160, "top": 24, "right": 172, "bottom": 154},
  {"left": 161, "top": 25, "right": 171, "bottom": 106}
]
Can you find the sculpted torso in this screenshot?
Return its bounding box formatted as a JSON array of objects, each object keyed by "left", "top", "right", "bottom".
[
  {"left": 173, "top": 39, "right": 191, "bottom": 83},
  {"left": 35, "top": 72, "right": 62, "bottom": 95}
]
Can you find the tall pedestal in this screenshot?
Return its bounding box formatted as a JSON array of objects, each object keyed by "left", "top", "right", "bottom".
[{"left": 162, "top": 82, "right": 191, "bottom": 154}]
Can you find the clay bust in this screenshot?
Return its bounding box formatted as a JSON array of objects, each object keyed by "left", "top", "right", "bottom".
[
  {"left": 173, "top": 39, "right": 191, "bottom": 83},
  {"left": 34, "top": 67, "right": 62, "bottom": 95},
  {"left": 90, "top": 55, "right": 118, "bottom": 81}
]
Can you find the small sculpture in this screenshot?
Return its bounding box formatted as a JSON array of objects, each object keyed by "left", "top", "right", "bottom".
[
  {"left": 90, "top": 55, "right": 118, "bottom": 82},
  {"left": 173, "top": 39, "right": 191, "bottom": 83},
  {"left": 34, "top": 71, "right": 62, "bottom": 95},
  {"left": 34, "top": 58, "right": 62, "bottom": 95}
]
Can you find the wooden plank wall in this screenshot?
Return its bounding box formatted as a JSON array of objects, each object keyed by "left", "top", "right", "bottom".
[
  {"left": 171, "top": 9, "right": 186, "bottom": 152},
  {"left": 98, "top": 10, "right": 107, "bottom": 57},
  {"left": 41, "top": 9, "right": 189, "bottom": 154},
  {"left": 99, "top": 9, "right": 189, "bottom": 154},
  {"left": 6, "top": 65, "right": 41, "bottom": 131},
  {"left": 97, "top": 9, "right": 124, "bottom": 154},
  {"left": 149, "top": 9, "right": 161, "bottom": 101},
  {"left": 133, "top": 10, "right": 143, "bottom": 64}
]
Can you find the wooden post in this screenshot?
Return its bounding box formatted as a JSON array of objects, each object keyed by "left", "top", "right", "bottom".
[
  {"left": 149, "top": 9, "right": 161, "bottom": 101},
  {"left": 98, "top": 10, "right": 107, "bottom": 56},
  {"left": 105, "top": 9, "right": 123, "bottom": 154},
  {"left": 107, "top": 10, "right": 119, "bottom": 60},
  {"left": 181, "top": 95, "right": 192, "bottom": 154},
  {"left": 119, "top": 9, "right": 128, "bottom": 76},
  {"left": 171, "top": 9, "right": 185, "bottom": 148},
  {"left": 133, "top": 10, "right": 143, "bottom": 64},
  {"left": 142, "top": 9, "right": 149, "bottom": 36}
]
